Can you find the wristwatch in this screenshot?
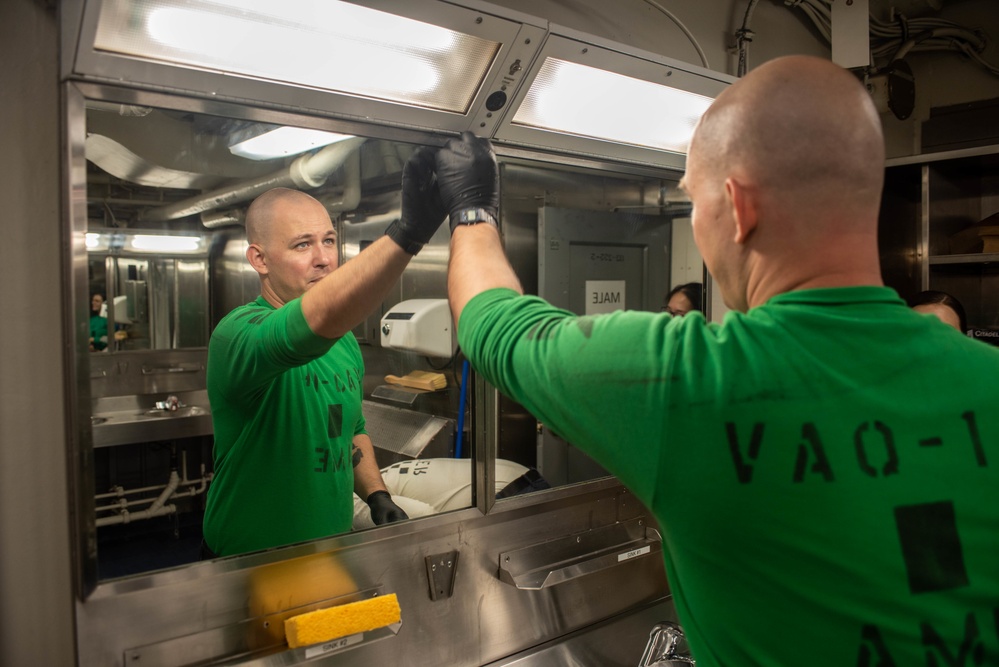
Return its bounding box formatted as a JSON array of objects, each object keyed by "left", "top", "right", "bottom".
[{"left": 453, "top": 207, "right": 498, "bottom": 227}]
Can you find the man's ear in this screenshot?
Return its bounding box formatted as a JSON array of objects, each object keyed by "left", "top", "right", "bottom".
[
  {"left": 246, "top": 243, "right": 268, "bottom": 275},
  {"left": 725, "top": 177, "right": 759, "bottom": 245}
]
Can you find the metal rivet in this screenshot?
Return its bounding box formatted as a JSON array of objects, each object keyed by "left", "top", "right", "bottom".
[{"left": 476, "top": 16, "right": 483, "bottom": 23}]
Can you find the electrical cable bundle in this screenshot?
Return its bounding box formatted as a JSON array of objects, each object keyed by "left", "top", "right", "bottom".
[
  {"left": 869, "top": 12, "right": 998, "bottom": 76},
  {"left": 784, "top": 0, "right": 832, "bottom": 44},
  {"left": 776, "top": 0, "right": 998, "bottom": 77}
]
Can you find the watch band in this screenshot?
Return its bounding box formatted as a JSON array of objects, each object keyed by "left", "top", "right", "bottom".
[{"left": 453, "top": 207, "right": 498, "bottom": 227}]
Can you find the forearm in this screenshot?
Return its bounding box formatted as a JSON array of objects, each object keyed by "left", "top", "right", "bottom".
[
  {"left": 351, "top": 434, "right": 387, "bottom": 499},
  {"left": 447, "top": 224, "right": 523, "bottom": 326},
  {"left": 302, "top": 236, "right": 412, "bottom": 339}
]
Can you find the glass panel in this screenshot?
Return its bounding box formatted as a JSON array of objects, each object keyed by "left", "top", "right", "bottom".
[
  {"left": 85, "top": 97, "right": 469, "bottom": 578},
  {"left": 488, "top": 161, "right": 700, "bottom": 496},
  {"left": 94, "top": 0, "right": 501, "bottom": 114}
]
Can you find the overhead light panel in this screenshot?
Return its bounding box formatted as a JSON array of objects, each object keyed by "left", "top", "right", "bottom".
[
  {"left": 94, "top": 0, "right": 501, "bottom": 114},
  {"left": 129, "top": 234, "right": 203, "bottom": 253},
  {"left": 87, "top": 232, "right": 207, "bottom": 255},
  {"left": 228, "top": 127, "right": 355, "bottom": 160},
  {"left": 511, "top": 58, "right": 714, "bottom": 155}
]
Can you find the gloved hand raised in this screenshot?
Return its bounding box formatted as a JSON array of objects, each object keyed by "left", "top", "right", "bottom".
[
  {"left": 366, "top": 490, "right": 409, "bottom": 525},
  {"left": 385, "top": 147, "right": 447, "bottom": 255},
  {"left": 435, "top": 131, "right": 500, "bottom": 232}
]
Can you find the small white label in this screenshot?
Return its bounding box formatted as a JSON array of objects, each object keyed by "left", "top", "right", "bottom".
[
  {"left": 304, "top": 632, "right": 363, "bottom": 659},
  {"left": 585, "top": 280, "right": 626, "bottom": 315},
  {"left": 617, "top": 545, "right": 651, "bottom": 562}
]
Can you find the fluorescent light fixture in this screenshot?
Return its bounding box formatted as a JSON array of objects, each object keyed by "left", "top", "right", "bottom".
[
  {"left": 86, "top": 232, "right": 108, "bottom": 251},
  {"left": 94, "top": 0, "right": 501, "bottom": 114},
  {"left": 512, "top": 58, "right": 714, "bottom": 154},
  {"left": 87, "top": 231, "right": 207, "bottom": 254},
  {"left": 229, "top": 127, "right": 355, "bottom": 160},
  {"left": 129, "top": 235, "right": 202, "bottom": 253}
]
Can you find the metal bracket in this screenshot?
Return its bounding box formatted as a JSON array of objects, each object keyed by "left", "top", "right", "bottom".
[
  {"left": 498, "top": 518, "right": 661, "bottom": 590},
  {"left": 425, "top": 551, "right": 459, "bottom": 601}
]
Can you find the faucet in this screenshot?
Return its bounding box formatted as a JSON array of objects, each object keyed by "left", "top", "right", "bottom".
[
  {"left": 154, "top": 395, "right": 182, "bottom": 411},
  {"left": 638, "top": 621, "right": 695, "bottom": 666}
]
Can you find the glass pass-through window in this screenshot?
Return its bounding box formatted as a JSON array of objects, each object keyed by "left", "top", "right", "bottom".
[
  {"left": 83, "top": 98, "right": 472, "bottom": 578},
  {"left": 81, "top": 93, "right": 700, "bottom": 579}
]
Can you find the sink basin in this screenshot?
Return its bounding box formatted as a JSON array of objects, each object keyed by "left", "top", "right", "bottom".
[{"left": 90, "top": 391, "right": 212, "bottom": 447}]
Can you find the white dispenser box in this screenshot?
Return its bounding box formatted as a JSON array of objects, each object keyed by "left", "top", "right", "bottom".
[{"left": 380, "top": 299, "right": 456, "bottom": 358}]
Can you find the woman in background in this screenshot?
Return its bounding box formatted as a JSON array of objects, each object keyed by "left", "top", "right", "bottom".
[{"left": 663, "top": 282, "right": 703, "bottom": 317}]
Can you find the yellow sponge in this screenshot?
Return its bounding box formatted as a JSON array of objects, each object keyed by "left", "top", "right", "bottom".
[{"left": 284, "top": 593, "right": 401, "bottom": 648}]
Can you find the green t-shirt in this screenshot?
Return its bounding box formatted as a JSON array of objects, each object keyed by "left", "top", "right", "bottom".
[
  {"left": 90, "top": 314, "right": 107, "bottom": 351},
  {"left": 203, "top": 296, "right": 365, "bottom": 557},
  {"left": 459, "top": 286, "right": 999, "bottom": 667}
]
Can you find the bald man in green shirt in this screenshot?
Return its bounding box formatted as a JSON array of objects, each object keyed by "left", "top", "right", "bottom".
[{"left": 439, "top": 56, "right": 999, "bottom": 666}]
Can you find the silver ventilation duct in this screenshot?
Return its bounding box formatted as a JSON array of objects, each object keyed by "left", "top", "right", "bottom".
[{"left": 138, "top": 137, "right": 366, "bottom": 223}]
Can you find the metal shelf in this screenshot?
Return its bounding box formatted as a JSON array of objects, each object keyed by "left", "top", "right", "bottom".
[{"left": 929, "top": 253, "right": 999, "bottom": 265}]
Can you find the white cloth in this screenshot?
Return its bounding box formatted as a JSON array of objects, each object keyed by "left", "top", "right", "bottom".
[{"left": 352, "top": 458, "right": 530, "bottom": 530}]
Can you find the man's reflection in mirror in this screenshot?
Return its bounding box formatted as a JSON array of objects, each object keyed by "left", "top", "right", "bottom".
[
  {"left": 89, "top": 292, "right": 108, "bottom": 352},
  {"left": 202, "top": 172, "right": 447, "bottom": 557}
]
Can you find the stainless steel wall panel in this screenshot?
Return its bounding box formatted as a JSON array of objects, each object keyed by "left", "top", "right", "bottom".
[
  {"left": 0, "top": 4, "right": 79, "bottom": 665},
  {"left": 75, "top": 483, "right": 667, "bottom": 667}
]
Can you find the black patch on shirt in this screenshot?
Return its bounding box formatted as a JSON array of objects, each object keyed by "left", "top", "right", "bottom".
[
  {"left": 327, "top": 404, "right": 343, "bottom": 439},
  {"left": 894, "top": 501, "right": 969, "bottom": 594}
]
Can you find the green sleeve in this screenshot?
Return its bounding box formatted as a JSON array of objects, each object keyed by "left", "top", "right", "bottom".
[{"left": 208, "top": 297, "right": 336, "bottom": 403}]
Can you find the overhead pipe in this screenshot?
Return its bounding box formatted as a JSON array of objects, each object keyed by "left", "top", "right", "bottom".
[
  {"left": 200, "top": 209, "right": 245, "bottom": 229},
  {"left": 319, "top": 148, "right": 362, "bottom": 215},
  {"left": 202, "top": 147, "right": 363, "bottom": 228},
  {"left": 139, "top": 136, "right": 367, "bottom": 223}
]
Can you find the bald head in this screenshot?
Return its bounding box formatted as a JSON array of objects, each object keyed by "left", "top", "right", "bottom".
[
  {"left": 243, "top": 188, "right": 339, "bottom": 306},
  {"left": 684, "top": 57, "right": 887, "bottom": 310},
  {"left": 693, "top": 55, "right": 885, "bottom": 217},
  {"left": 245, "top": 187, "right": 328, "bottom": 247}
]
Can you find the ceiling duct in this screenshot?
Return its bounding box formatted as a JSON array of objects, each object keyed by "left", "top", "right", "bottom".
[{"left": 139, "top": 137, "right": 366, "bottom": 223}]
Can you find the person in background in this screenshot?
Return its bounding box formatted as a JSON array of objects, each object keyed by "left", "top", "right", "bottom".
[
  {"left": 202, "top": 148, "right": 446, "bottom": 558},
  {"left": 438, "top": 56, "right": 999, "bottom": 666},
  {"left": 89, "top": 292, "right": 107, "bottom": 351},
  {"left": 908, "top": 289, "right": 967, "bottom": 332},
  {"left": 663, "top": 282, "right": 703, "bottom": 317}
]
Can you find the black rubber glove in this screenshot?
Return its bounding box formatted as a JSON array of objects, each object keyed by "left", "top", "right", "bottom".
[
  {"left": 435, "top": 131, "right": 500, "bottom": 232},
  {"left": 385, "top": 147, "right": 447, "bottom": 255},
  {"left": 366, "top": 490, "right": 409, "bottom": 525}
]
